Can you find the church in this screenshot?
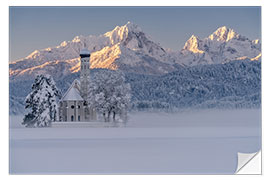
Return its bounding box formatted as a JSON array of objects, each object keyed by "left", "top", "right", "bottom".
[{"left": 58, "top": 49, "right": 97, "bottom": 122}]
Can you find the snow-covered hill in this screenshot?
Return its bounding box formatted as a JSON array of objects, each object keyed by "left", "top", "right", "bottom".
[
  {"left": 128, "top": 60, "right": 261, "bottom": 110},
  {"left": 10, "top": 22, "right": 261, "bottom": 81},
  {"left": 10, "top": 60, "right": 261, "bottom": 115}
]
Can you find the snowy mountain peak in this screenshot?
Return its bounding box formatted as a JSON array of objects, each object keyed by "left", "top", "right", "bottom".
[
  {"left": 124, "top": 21, "right": 142, "bottom": 32},
  {"left": 103, "top": 22, "right": 167, "bottom": 61},
  {"left": 183, "top": 35, "right": 204, "bottom": 54},
  {"left": 208, "top": 26, "right": 238, "bottom": 42},
  {"left": 9, "top": 24, "right": 261, "bottom": 81},
  {"left": 26, "top": 50, "right": 40, "bottom": 59},
  {"left": 60, "top": 41, "right": 68, "bottom": 47},
  {"left": 104, "top": 21, "right": 143, "bottom": 45},
  {"left": 187, "top": 35, "right": 200, "bottom": 42},
  {"left": 72, "top": 35, "right": 85, "bottom": 43},
  {"left": 177, "top": 26, "right": 261, "bottom": 66}
]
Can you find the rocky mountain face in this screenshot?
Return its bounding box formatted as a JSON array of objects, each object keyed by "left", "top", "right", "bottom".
[
  {"left": 175, "top": 26, "right": 261, "bottom": 66},
  {"left": 10, "top": 22, "right": 175, "bottom": 80},
  {"left": 10, "top": 22, "right": 261, "bottom": 81}
]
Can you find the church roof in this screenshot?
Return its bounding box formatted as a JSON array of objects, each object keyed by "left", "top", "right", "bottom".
[
  {"left": 62, "top": 87, "right": 83, "bottom": 101},
  {"left": 60, "top": 79, "right": 83, "bottom": 101}
]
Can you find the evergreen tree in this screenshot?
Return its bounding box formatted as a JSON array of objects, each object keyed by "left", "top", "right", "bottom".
[
  {"left": 22, "top": 74, "right": 61, "bottom": 127},
  {"left": 88, "top": 70, "right": 131, "bottom": 122}
]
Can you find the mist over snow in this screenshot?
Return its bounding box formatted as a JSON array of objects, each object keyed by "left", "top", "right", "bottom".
[{"left": 9, "top": 109, "right": 261, "bottom": 174}]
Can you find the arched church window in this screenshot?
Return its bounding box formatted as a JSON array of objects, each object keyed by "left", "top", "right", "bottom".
[
  {"left": 71, "top": 115, "right": 74, "bottom": 122},
  {"left": 78, "top": 115, "right": 80, "bottom": 121}
]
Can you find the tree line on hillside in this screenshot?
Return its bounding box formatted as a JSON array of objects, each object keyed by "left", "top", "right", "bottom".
[{"left": 19, "top": 59, "right": 261, "bottom": 127}]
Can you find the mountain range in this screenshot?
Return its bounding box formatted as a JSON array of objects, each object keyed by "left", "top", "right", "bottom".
[
  {"left": 10, "top": 22, "right": 261, "bottom": 80},
  {"left": 9, "top": 22, "right": 261, "bottom": 115}
]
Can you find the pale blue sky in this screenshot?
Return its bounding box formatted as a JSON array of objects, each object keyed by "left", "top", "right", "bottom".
[{"left": 9, "top": 6, "right": 261, "bottom": 61}]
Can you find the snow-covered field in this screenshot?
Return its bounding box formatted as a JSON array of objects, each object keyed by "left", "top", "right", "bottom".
[{"left": 9, "top": 109, "right": 261, "bottom": 174}]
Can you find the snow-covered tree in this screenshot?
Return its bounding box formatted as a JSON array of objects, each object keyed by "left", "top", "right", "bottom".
[
  {"left": 22, "top": 74, "right": 61, "bottom": 127},
  {"left": 88, "top": 70, "right": 131, "bottom": 122}
]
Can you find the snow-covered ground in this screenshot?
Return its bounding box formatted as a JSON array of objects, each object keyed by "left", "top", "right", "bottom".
[{"left": 9, "top": 109, "right": 261, "bottom": 174}]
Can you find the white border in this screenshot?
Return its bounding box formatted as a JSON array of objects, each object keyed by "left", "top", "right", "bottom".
[{"left": 2, "top": 0, "right": 269, "bottom": 179}]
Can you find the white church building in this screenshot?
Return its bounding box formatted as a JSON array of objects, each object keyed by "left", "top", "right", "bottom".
[{"left": 58, "top": 49, "right": 97, "bottom": 122}]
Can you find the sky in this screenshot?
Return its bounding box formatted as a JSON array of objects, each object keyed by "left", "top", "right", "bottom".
[{"left": 9, "top": 6, "right": 261, "bottom": 61}]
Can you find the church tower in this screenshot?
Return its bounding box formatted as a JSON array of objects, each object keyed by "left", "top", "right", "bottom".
[{"left": 79, "top": 48, "right": 91, "bottom": 100}]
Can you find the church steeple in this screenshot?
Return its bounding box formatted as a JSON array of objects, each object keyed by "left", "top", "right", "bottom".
[{"left": 79, "top": 48, "right": 90, "bottom": 100}]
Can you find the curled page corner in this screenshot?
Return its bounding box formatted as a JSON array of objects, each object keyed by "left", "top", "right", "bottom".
[{"left": 236, "top": 151, "right": 261, "bottom": 174}]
